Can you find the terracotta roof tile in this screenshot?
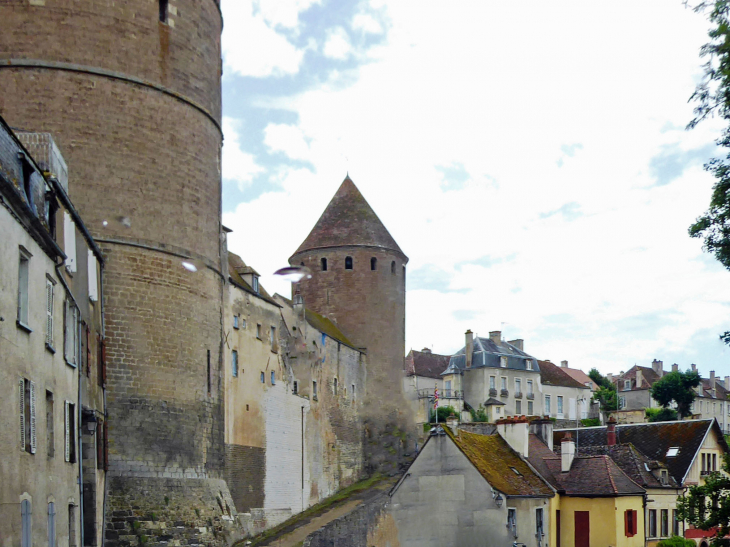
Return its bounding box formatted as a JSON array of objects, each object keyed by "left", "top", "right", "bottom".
[
  {"left": 538, "top": 360, "right": 590, "bottom": 389},
  {"left": 541, "top": 456, "right": 645, "bottom": 496}
]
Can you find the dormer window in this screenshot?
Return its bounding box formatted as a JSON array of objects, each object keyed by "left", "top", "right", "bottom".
[
  {"left": 660, "top": 469, "right": 668, "bottom": 485},
  {"left": 500, "top": 356, "right": 507, "bottom": 368},
  {"left": 345, "top": 256, "right": 353, "bottom": 270},
  {"left": 252, "top": 276, "right": 259, "bottom": 294},
  {"left": 526, "top": 359, "right": 532, "bottom": 370},
  {"left": 624, "top": 380, "right": 631, "bottom": 391}
]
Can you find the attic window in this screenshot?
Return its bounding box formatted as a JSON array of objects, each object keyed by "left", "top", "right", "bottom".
[
  {"left": 666, "top": 447, "right": 679, "bottom": 457},
  {"left": 252, "top": 276, "right": 259, "bottom": 294},
  {"left": 526, "top": 359, "right": 532, "bottom": 370},
  {"left": 345, "top": 256, "right": 353, "bottom": 270},
  {"left": 509, "top": 467, "right": 522, "bottom": 476},
  {"left": 371, "top": 257, "right": 377, "bottom": 271},
  {"left": 321, "top": 258, "right": 327, "bottom": 271}
]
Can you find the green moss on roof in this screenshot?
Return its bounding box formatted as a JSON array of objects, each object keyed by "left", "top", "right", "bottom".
[
  {"left": 277, "top": 295, "right": 357, "bottom": 349},
  {"left": 442, "top": 427, "right": 553, "bottom": 497}
]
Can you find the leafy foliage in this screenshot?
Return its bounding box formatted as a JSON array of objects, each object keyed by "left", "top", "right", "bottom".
[
  {"left": 470, "top": 406, "right": 489, "bottom": 423},
  {"left": 650, "top": 370, "right": 702, "bottom": 418},
  {"left": 581, "top": 418, "right": 601, "bottom": 427},
  {"left": 588, "top": 368, "right": 618, "bottom": 411},
  {"left": 645, "top": 407, "right": 679, "bottom": 422},
  {"left": 687, "top": 1, "right": 730, "bottom": 345},
  {"left": 658, "top": 535, "right": 700, "bottom": 547},
  {"left": 677, "top": 453, "right": 730, "bottom": 546},
  {"left": 589, "top": 368, "right": 614, "bottom": 389},
  {"left": 430, "top": 405, "right": 458, "bottom": 423}
]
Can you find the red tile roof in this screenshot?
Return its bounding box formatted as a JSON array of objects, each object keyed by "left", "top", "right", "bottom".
[{"left": 538, "top": 360, "right": 589, "bottom": 389}]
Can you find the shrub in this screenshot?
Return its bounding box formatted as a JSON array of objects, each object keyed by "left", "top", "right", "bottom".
[
  {"left": 470, "top": 406, "right": 488, "bottom": 423},
  {"left": 645, "top": 407, "right": 678, "bottom": 422},
  {"left": 430, "top": 406, "right": 458, "bottom": 423},
  {"left": 657, "top": 535, "right": 696, "bottom": 547},
  {"left": 581, "top": 418, "right": 601, "bottom": 427}
]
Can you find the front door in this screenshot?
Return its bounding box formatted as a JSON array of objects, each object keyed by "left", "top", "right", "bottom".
[{"left": 575, "top": 511, "right": 589, "bottom": 547}]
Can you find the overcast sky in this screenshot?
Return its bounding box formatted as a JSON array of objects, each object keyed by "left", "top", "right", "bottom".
[{"left": 220, "top": 0, "right": 730, "bottom": 379}]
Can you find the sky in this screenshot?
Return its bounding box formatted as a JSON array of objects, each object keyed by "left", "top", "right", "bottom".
[{"left": 220, "top": 0, "right": 730, "bottom": 379}]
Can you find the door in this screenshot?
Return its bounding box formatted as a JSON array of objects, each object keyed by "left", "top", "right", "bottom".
[
  {"left": 569, "top": 398, "right": 577, "bottom": 420},
  {"left": 575, "top": 511, "right": 590, "bottom": 547}
]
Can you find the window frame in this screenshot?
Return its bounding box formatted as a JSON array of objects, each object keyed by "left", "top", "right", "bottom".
[
  {"left": 345, "top": 256, "right": 353, "bottom": 270},
  {"left": 46, "top": 276, "right": 56, "bottom": 350},
  {"left": 661, "top": 509, "right": 669, "bottom": 537},
  {"left": 648, "top": 509, "right": 657, "bottom": 538},
  {"left": 545, "top": 395, "right": 551, "bottom": 414},
  {"left": 321, "top": 257, "right": 328, "bottom": 271},
  {"left": 370, "top": 257, "right": 377, "bottom": 271},
  {"left": 231, "top": 350, "right": 238, "bottom": 378},
  {"left": 17, "top": 247, "right": 32, "bottom": 330}
]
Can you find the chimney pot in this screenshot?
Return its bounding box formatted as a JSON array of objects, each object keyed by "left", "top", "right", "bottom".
[
  {"left": 672, "top": 364, "right": 679, "bottom": 373},
  {"left": 652, "top": 359, "right": 664, "bottom": 378},
  {"left": 691, "top": 364, "right": 697, "bottom": 372},
  {"left": 561, "top": 360, "right": 568, "bottom": 368},
  {"left": 465, "top": 330, "right": 474, "bottom": 368},
  {"left": 607, "top": 416, "right": 617, "bottom": 446},
  {"left": 489, "top": 331, "right": 501, "bottom": 345},
  {"left": 421, "top": 347, "right": 432, "bottom": 354}
]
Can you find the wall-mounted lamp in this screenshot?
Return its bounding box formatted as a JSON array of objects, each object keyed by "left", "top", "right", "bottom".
[
  {"left": 82, "top": 410, "right": 98, "bottom": 435},
  {"left": 492, "top": 489, "right": 504, "bottom": 508}
]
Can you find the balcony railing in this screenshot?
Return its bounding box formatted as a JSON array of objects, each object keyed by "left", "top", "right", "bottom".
[
  {"left": 500, "top": 389, "right": 509, "bottom": 397},
  {"left": 526, "top": 392, "right": 534, "bottom": 400},
  {"left": 514, "top": 391, "right": 523, "bottom": 399},
  {"left": 417, "top": 388, "right": 464, "bottom": 400},
  {"left": 489, "top": 388, "right": 498, "bottom": 397}
]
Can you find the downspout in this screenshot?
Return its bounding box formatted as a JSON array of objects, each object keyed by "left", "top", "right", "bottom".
[
  {"left": 100, "top": 266, "right": 107, "bottom": 547},
  {"left": 643, "top": 492, "right": 648, "bottom": 547}
]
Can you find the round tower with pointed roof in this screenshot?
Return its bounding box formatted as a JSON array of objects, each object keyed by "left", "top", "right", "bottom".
[{"left": 291, "top": 176, "right": 411, "bottom": 464}]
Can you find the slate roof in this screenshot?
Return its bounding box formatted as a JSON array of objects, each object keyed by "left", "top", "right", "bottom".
[
  {"left": 404, "top": 349, "right": 451, "bottom": 379},
  {"left": 449, "top": 337, "right": 540, "bottom": 372},
  {"left": 228, "top": 253, "right": 281, "bottom": 308},
  {"left": 484, "top": 397, "right": 506, "bottom": 406},
  {"left": 441, "top": 427, "right": 553, "bottom": 497},
  {"left": 275, "top": 294, "right": 357, "bottom": 350},
  {"left": 613, "top": 365, "right": 661, "bottom": 390},
  {"left": 700, "top": 377, "right": 730, "bottom": 400},
  {"left": 554, "top": 419, "right": 727, "bottom": 485},
  {"left": 572, "top": 444, "right": 680, "bottom": 489},
  {"left": 291, "top": 176, "right": 406, "bottom": 259},
  {"left": 538, "top": 360, "right": 590, "bottom": 389}
]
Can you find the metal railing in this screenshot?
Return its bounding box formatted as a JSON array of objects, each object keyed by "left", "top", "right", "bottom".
[{"left": 417, "top": 388, "right": 463, "bottom": 399}]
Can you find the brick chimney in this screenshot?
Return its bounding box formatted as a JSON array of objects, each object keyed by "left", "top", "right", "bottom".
[
  {"left": 561, "top": 433, "right": 575, "bottom": 472},
  {"left": 636, "top": 369, "right": 643, "bottom": 389},
  {"left": 607, "top": 416, "right": 617, "bottom": 446},
  {"left": 561, "top": 360, "right": 568, "bottom": 368},
  {"left": 672, "top": 364, "right": 679, "bottom": 373},
  {"left": 496, "top": 416, "right": 530, "bottom": 458},
  {"left": 465, "top": 330, "right": 474, "bottom": 368},
  {"left": 508, "top": 339, "right": 524, "bottom": 351},
  {"left": 710, "top": 371, "right": 716, "bottom": 398},
  {"left": 652, "top": 359, "right": 664, "bottom": 378},
  {"left": 489, "top": 331, "right": 501, "bottom": 345}
]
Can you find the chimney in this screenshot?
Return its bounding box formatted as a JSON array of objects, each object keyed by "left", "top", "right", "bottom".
[
  {"left": 636, "top": 369, "right": 643, "bottom": 389},
  {"left": 508, "top": 339, "right": 524, "bottom": 351},
  {"left": 691, "top": 364, "right": 697, "bottom": 373},
  {"left": 652, "top": 359, "right": 664, "bottom": 378},
  {"left": 465, "top": 330, "right": 474, "bottom": 368},
  {"left": 607, "top": 373, "right": 613, "bottom": 384},
  {"left": 561, "top": 360, "right": 568, "bottom": 368},
  {"left": 496, "top": 416, "right": 530, "bottom": 458},
  {"left": 607, "top": 416, "right": 617, "bottom": 446},
  {"left": 561, "top": 433, "right": 575, "bottom": 472},
  {"left": 529, "top": 418, "right": 553, "bottom": 451},
  {"left": 725, "top": 376, "right": 729, "bottom": 390},
  {"left": 710, "top": 371, "right": 716, "bottom": 398},
  {"left": 446, "top": 414, "right": 459, "bottom": 436},
  {"left": 421, "top": 347, "right": 432, "bottom": 354},
  {"left": 672, "top": 364, "right": 679, "bottom": 373},
  {"left": 489, "top": 331, "right": 502, "bottom": 345}
]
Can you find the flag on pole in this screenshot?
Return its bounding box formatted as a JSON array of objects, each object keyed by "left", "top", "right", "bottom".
[{"left": 433, "top": 385, "right": 439, "bottom": 409}]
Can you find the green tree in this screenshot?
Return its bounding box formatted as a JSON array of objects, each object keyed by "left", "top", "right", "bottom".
[
  {"left": 688, "top": 1, "right": 730, "bottom": 345},
  {"left": 430, "top": 405, "right": 458, "bottom": 423},
  {"left": 593, "top": 385, "right": 619, "bottom": 412},
  {"left": 645, "top": 407, "right": 679, "bottom": 422},
  {"left": 589, "top": 368, "right": 613, "bottom": 389},
  {"left": 658, "top": 535, "right": 700, "bottom": 547},
  {"left": 677, "top": 453, "right": 730, "bottom": 547},
  {"left": 649, "top": 370, "right": 702, "bottom": 418}
]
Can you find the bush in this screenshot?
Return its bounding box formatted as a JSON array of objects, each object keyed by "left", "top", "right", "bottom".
[
  {"left": 657, "top": 536, "right": 696, "bottom": 547},
  {"left": 430, "top": 406, "right": 458, "bottom": 423},
  {"left": 470, "top": 406, "right": 488, "bottom": 423},
  {"left": 645, "top": 407, "right": 678, "bottom": 422},
  {"left": 581, "top": 418, "right": 601, "bottom": 427}
]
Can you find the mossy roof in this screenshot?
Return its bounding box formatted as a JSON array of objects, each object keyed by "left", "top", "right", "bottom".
[
  {"left": 276, "top": 295, "right": 358, "bottom": 350},
  {"left": 291, "top": 176, "right": 406, "bottom": 259},
  {"left": 441, "top": 427, "right": 554, "bottom": 497},
  {"left": 228, "top": 253, "right": 281, "bottom": 308}
]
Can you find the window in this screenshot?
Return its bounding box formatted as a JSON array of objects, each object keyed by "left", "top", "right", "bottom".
[
  {"left": 293, "top": 381, "right": 298, "bottom": 395},
  {"left": 18, "top": 248, "right": 31, "bottom": 328},
  {"left": 271, "top": 371, "right": 276, "bottom": 385},
  {"left": 507, "top": 508, "right": 517, "bottom": 536},
  {"left": 496, "top": 406, "right": 500, "bottom": 414},
  {"left": 256, "top": 323, "right": 262, "bottom": 339},
  {"left": 321, "top": 258, "right": 327, "bottom": 271},
  {"left": 391, "top": 261, "right": 396, "bottom": 274},
  {"left": 21, "top": 499, "right": 31, "bottom": 547},
  {"left": 206, "top": 349, "right": 211, "bottom": 395},
  {"left": 526, "top": 359, "right": 533, "bottom": 370},
  {"left": 88, "top": 250, "right": 98, "bottom": 302},
  {"left": 445, "top": 380, "right": 451, "bottom": 391},
  {"left": 252, "top": 276, "right": 259, "bottom": 294},
  {"left": 270, "top": 326, "right": 276, "bottom": 347},
  {"left": 624, "top": 380, "right": 631, "bottom": 391},
  {"left": 241, "top": 317, "right": 247, "bottom": 329},
  {"left": 527, "top": 380, "right": 533, "bottom": 395},
  {"left": 660, "top": 469, "right": 668, "bottom": 485},
  {"left": 528, "top": 401, "right": 534, "bottom": 415},
  {"left": 490, "top": 376, "right": 496, "bottom": 390},
  {"left": 713, "top": 453, "right": 717, "bottom": 471},
  {"left": 159, "top": 0, "right": 168, "bottom": 22},
  {"left": 63, "top": 212, "right": 76, "bottom": 273},
  {"left": 64, "top": 401, "right": 76, "bottom": 463},
  {"left": 46, "top": 391, "right": 54, "bottom": 458},
  {"left": 313, "top": 380, "right": 318, "bottom": 399},
  {"left": 515, "top": 378, "right": 522, "bottom": 395},
  {"left": 64, "top": 300, "right": 79, "bottom": 366},
  {"left": 672, "top": 510, "right": 679, "bottom": 536},
  {"left": 19, "top": 378, "right": 37, "bottom": 454},
  {"left": 500, "top": 356, "right": 507, "bottom": 368},
  {"left": 46, "top": 277, "right": 55, "bottom": 347},
  {"left": 345, "top": 256, "right": 353, "bottom": 270},
  {"left": 619, "top": 396, "right": 626, "bottom": 409},
  {"left": 68, "top": 504, "right": 77, "bottom": 547},
  {"left": 516, "top": 400, "right": 522, "bottom": 414},
  {"left": 260, "top": 372, "right": 265, "bottom": 384},
  {"left": 371, "top": 257, "right": 377, "bottom": 270},
  {"left": 48, "top": 501, "right": 56, "bottom": 547},
  {"left": 352, "top": 384, "right": 355, "bottom": 401},
  {"left": 661, "top": 509, "right": 669, "bottom": 537},
  {"left": 557, "top": 396, "right": 564, "bottom": 415},
  {"left": 233, "top": 315, "right": 239, "bottom": 329},
  {"left": 232, "top": 350, "right": 238, "bottom": 377},
  {"left": 649, "top": 509, "right": 657, "bottom": 538},
  {"left": 333, "top": 377, "right": 338, "bottom": 395},
  {"left": 545, "top": 395, "right": 551, "bottom": 414},
  {"left": 501, "top": 377, "right": 507, "bottom": 390},
  {"left": 536, "top": 508, "right": 544, "bottom": 538},
  {"left": 625, "top": 510, "right": 638, "bottom": 537}
]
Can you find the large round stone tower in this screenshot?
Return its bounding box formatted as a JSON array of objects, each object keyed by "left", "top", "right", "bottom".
[
  {"left": 290, "top": 176, "right": 412, "bottom": 470},
  {"left": 0, "top": 1, "right": 231, "bottom": 543}
]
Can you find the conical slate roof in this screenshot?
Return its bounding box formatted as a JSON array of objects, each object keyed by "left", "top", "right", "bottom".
[{"left": 292, "top": 176, "right": 406, "bottom": 258}]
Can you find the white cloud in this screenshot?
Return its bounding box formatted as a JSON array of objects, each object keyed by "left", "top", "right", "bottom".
[
  {"left": 352, "top": 13, "right": 383, "bottom": 35},
  {"left": 255, "top": 0, "right": 321, "bottom": 30},
  {"left": 323, "top": 27, "right": 352, "bottom": 60},
  {"left": 222, "top": 117, "right": 263, "bottom": 189},
  {"left": 221, "top": 0, "right": 306, "bottom": 77},
  {"left": 223, "top": 1, "right": 730, "bottom": 377}
]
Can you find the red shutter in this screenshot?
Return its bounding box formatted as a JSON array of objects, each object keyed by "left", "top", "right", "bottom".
[
  {"left": 633, "top": 510, "right": 638, "bottom": 536},
  {"left": 625, "top": 510, "right": 630, "bottom": 537}
]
